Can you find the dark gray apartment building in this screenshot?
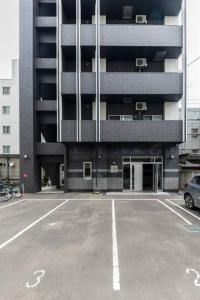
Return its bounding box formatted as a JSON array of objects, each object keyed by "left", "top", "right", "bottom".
[{"left": 20, "top": 0, "right": 186, "bottom": 193}]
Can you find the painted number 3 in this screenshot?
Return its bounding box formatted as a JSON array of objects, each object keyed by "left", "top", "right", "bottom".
[
  {"left": 186, "top": 268, "right": 200, "bottom": 287},
  {"left": 26, "top": 270, "right": 46, "bottom": 289}
]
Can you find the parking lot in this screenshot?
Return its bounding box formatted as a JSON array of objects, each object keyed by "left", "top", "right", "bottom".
[{"left": 1, "top": 194, "right": 200, "bottom": 299}]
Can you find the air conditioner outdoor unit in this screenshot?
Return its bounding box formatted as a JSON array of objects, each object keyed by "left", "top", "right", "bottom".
[
  {"left": 136, "top": 15, "right": 147, "bottom": 24},
  {"left": 136, "top": 102, "right": 147, "bottom": 111},
  {"left": 136, "top": 58, "right": 147, "bottom": 68}
]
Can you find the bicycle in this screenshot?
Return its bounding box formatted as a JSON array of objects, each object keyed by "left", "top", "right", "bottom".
[
  {"left": 0, "top": 185, "right": 12, "bottom": 202},
  {"left": 0, "top": 183, "right": 24, "bottom": 202},
  {"left": 9, "top": 183, "right": 24, "bottom": 199}
]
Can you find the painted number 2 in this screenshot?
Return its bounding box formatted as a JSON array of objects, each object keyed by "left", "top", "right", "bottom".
[
  {"left": 186, "top": 268, "right": 200, "bottom": 287},
  {"left": 26, "top": 270, "right": 46, "bottom": 288}
]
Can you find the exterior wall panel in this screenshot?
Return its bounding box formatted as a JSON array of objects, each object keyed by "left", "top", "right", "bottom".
[
  {"left": 35, "top": 58, "right": 56, "bottom": 69},
  {"left": 62, "top": 72, "right": 183, "bottom": 96},
  {"left": 36, "top": 100, "right": 57, "bottom": 111},
  {"left": 37, "top": 143, "right": 65, "bottom": 155},
  {"left": 62, "top": 25, "right": 183, "bottom": 48},
  {"left": 61, "top": 120, "right": 183, "bottom": 143},
  {"left": 35, "top": 16, "right": 56, "bottom": 27},
  {"left": 20, "top": 0, "right": 41, "bottom": 192}
]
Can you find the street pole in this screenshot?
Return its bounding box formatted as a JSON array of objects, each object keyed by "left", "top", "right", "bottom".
[
  {"left": 7, "top": 157, "right": 10, "bottom": 183},
  {"left": 183, "top": 0, "right": 187, "bottom": 142}
]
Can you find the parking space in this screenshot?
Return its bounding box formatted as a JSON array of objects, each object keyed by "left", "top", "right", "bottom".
[{"left": 0, "top": 195, "right": 200, "bottom": 299}]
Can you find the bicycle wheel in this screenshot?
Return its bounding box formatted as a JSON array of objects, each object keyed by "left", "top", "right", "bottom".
[
  {"left": 0, "top": 187, "right": 12, "bottom": 202},
  {"left": 12, "top": 185, "right": 24, "bottom": 199}
]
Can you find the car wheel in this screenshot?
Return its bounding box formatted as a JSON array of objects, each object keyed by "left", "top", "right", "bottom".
[{"left": 184, "top": 194, "right": 194, "bottom": 210}]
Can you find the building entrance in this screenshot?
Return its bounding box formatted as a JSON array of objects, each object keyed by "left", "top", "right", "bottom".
[{"left": 123, "top": 157, "right": 163, "bottom": 192}]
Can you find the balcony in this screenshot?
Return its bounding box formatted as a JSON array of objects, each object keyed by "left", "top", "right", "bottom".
[
  {"left": 35, "top": 58, "right": 56, "bottom": 69},
  {"left": 62, "top": 24, "right": 182, "bottom": 49},
  {"left": 62, "top": 120, "right": 96, "bottom": 142},
  {"left": 61, "top": 120, "right": 183, "bottom": 143},
  {"left": 61, "top": 72, "right": 183, "bottom": 98},
  {"left": 36, "top": 143, "right": 65, "bottom": 155},
  {"left": 38, "top": 0, "right": 56, "bottom": 3},
  {"left": 35, "top": 16, "right": 56, "bottom": 27},
  {"left": 35, "top": 100, "right": 57, "bottom": 111}
]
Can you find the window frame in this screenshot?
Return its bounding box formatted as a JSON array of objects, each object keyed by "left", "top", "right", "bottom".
[
  {"left": 3, "top": 146, "right": 10, "bottom": 154},
  {"left": 2, "top": 126, "right": 10, "bottom": 134},
  {"left": 2, "top": 87, "right": 10, "bottom": 95},
  {"left": 2, "top": 106, "right": 10, "bottom": 115},
  {"left": 108, "top": 115, "right": 133, "bottom": 121},
  {"left": 83, "top": 162, "right": 92, "bottom": 180},
  {"left": 143, "top": 115, "right": 162, "bottom": 121}
]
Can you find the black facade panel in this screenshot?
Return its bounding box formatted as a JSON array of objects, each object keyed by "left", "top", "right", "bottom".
[{"left": 20, "top": 0, "right": 184, "bottom": 192}]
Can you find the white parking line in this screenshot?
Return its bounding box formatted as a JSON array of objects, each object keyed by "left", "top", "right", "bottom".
[
  {"left": 23, "top": 198, "right": 159, "bottom": 202},
  {"left": 109, "top": 199, "right": 158, "bottom": 201},
  {"left": 166, "top": 199, "right": 200, "bottom": 223},
  {"left": 0, "top": 200, "right": 69, "bottom": 250},
  {"left": 112, "top": 199, "right": 120, "bottom": 291},
  {"left": 23, "top": 199, "right": 68, "bottom": 201},
  {"left": 157, "top": 199, "right": 192, "bottom": 225},
  {"left": 0, "top": 199, "right": 24, "bottom": 210},
  {"left": 167, "top": 199, "right": 183, "bottom": 201}
]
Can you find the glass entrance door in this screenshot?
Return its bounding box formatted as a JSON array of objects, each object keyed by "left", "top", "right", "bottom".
[
  {"left": 131, "top": 165, "right": 135, "bottom": 190},
  {"left": 123, "top": 164, "right": 130, "bottom": 190},
  {"left": 123, "top": 163, "right": 135, "bottom": 191},
  {"left": 123, "top": 157, "right": 163, "bottom": 192}
]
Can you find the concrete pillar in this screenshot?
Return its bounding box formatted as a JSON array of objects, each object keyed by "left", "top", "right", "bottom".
[{"left": 163, "top": 145, "right": 179, "bottom": 192}]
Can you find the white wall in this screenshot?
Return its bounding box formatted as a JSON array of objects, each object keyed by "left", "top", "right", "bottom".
[
  {"left": 164, "top": 59, "right": 179, "bottom": 72},
  {"left": 164, "top": 102, "right": 179, "bottom": 120},
  {"left": 164, "top": 16, "right": 180, "bottom": 25},
  {"left": 0, "top": 157, "right": 20, "bottom": 180},
  {"left": 0, "top": 59, "right": 19, "bottom": 155},
  {"left": 92, "top": 58, "right": 106, "bottom": 72},
  {"left": 92, "top": 15, "right": 106, "bottom": 24},
  {"left": 92, "top": 102, "right": 107, "bottom": 120}
]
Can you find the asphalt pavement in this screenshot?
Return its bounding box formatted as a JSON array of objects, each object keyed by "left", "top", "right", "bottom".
[{"left": 0, "top": 194, "right": 200, "bottom": 299}]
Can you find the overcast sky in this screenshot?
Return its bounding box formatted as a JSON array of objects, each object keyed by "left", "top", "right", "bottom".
[{"left": 0, "top": 0, "right": 200, "bottom": 100}]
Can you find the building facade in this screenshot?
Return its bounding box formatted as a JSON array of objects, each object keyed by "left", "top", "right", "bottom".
[
  {"left": 179, "top": 106, "right": 200, "bottom": 155},
  {"left": 20, "top": 0, "right": 186, "bottom": 193},
  {"left": 179, "top": 105, "right": 200, "bottom": 189},
  {"left": 0, "top": 60, "right": 20, "bottom": 182}
]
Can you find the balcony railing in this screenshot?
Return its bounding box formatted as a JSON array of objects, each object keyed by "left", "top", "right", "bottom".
[
  {"left": 62, "top": 24, "right": 182, "bottom": 48},
  {"left": 61, "top": 120, "right": 183, "bottom": 143},
  {"left": 35, "top": 58, "right": 56, "bottom": 69},
  {"left": 62, "top": 72, "right": 183, "bottom": 97},
  {"left": 35, "top": 101, "right": 57, "bottom": 112},
  {"left": 35, "top": 17, "right": 56, "bottom": 27}
]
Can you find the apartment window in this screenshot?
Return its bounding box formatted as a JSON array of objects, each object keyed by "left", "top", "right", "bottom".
[
  {"left": 191, "top": 128, "right": 199, "bottom": 136},
  {"left": 108, "top": 115, "right": 133, "bottom": 121},
  {"left": 83, "top": 162, "right": 92, "bottom": 180},
  {"left": 192, "top": 149, "right": 199, "bottom": 154},
  {"left": 143, "top": 115, "right": 162, "bottom": 121},
  {"left": 2, "top": 126, "right": 10, "bottom": 134},
  {"left": 2, "top": 106, "right": 10, "bottom": 114},
  {"left": 2, "top": 87, "right": 10, "bottom": 95},
  {"left": 0, "top": 162, "right": 6, "bottom": 167},
  {"left": 3, "top": 146, "right": 10, "bottom": 154}
]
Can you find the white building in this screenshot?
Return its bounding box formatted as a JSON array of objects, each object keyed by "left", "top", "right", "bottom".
[
  {"left": 179, "top": 102, "right": 200, "bottom": 189},
  {"left": 0, "top": 60, "right": 20, "bottom": 182}
]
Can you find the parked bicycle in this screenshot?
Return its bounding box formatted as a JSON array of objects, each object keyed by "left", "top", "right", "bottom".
[{"left": 0, "top": 182, "right": 24, "bottom": 202}]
